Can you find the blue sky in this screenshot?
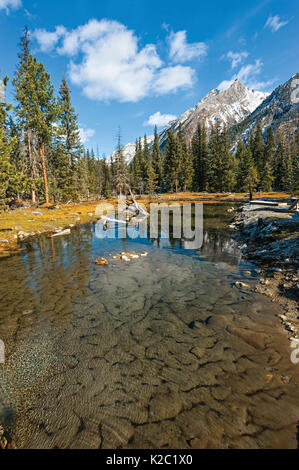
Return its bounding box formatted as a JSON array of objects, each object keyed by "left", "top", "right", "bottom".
[{"left": 0, "top": 0, "right": 298, "bottom": 156}]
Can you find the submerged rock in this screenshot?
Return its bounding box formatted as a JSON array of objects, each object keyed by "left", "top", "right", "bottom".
[
  {"left": 94, "top": 257, "right": 109, "bottom": 266},
  {"left": 234, "top": 281, "right": 250, "bottom": 289},
  {"left": 113, "top": 251, "right": 147, "bottom": 262}
]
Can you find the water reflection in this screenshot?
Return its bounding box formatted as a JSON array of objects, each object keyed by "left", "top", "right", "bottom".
[{"left": 0, "top": 203, "right": 299, "bottom": 449}]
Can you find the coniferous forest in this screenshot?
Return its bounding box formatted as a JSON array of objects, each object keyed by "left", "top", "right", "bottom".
[{"left": 1, "top": 29, "right": 298, "bottom": 211}]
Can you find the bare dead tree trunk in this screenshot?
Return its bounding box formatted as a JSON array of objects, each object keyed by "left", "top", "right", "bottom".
[{"left": 40, "top": 142, "right": 49, "bottom": 204}]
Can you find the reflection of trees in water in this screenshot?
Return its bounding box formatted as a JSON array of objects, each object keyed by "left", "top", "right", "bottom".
[
  {"left": 20, "top": 225, "right": 93, "bottom": 329},
  {"left": 199, "top": 230, "right": 241, "bottom": 264}
]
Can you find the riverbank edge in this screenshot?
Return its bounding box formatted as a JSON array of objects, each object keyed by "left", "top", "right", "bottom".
[
  {"left": 230, "top": 202, "right": 299, "bottom": 343},
  {"left": 0, "top": 192, "right": 291, "bottom": 259}
]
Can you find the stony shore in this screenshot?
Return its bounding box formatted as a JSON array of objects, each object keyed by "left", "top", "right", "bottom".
[{"left": 230, "top": 202, "right": 299, "bottom": 340}]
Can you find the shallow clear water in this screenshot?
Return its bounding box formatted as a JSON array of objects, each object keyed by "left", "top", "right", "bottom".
[{"left": 0, "top": 203, "right": 299, "bottom": 449}]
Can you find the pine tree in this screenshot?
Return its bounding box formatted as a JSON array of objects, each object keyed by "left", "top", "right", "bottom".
[
  {"left": 140, "top": 134, "right": 157, "bottom": 194},
  {"left": 274, "top": 135, "right": 292, "bottom": 192},
  {"left": 164, "top": 129, "right": 180, "bottom": 192},
  {"left": 252, "top": 122, "right": 265, "bottom": 180},
  {"left": 145, "top": 163, "right": 158, "bottom": 194},
  {"left": 207, "top": 124, "right": 235, "bottom": 192},
  {"left": 151, "top": 126, "right": 163, "bottom": 191},
  {"left": 236, "top": 143, "right": 258, "bottom": 193},
  {"left": 57, "top": 76, "right": 83, "bottom": 199},
  {"left": 0, "top": 77, "right": 28, "bottom": 209},
  {"left": 177, "top": 124, "right": 193, "bottom": 191},
  {"left": 192, "top": 122, "right": 208, "bottom": 191},
  {"left": 133, "top": 138, "right": 145, "bottom": 194},
  {"left": 260, "top": 161, "right": 274, "bottom": 192},
  {"left": 113, "top": 129, "right": 128, "bottom": 195},
  {"left": 13, "top": 27, "right": 39, "bottom": 202},
  {"left": 180, "top": 142, "right": 194, "bottom": 192},
  {"left": 264, "top": 127, "right": 275, "bottom": 165},
  {"left": 260, "top": 126, "right": 275, "bottom": 191},
  {"left": 33, "top": 62, "right": 58, "bottom": 204},
  {"left": 290, "top": 131, "right": 299, "bottom": 193},
  {"left": 14, "top": 44, "right": 58, "bottom": 204}
]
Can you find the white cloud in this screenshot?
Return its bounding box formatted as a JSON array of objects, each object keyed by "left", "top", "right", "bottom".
[
  {"left": 218, "top": 59, "right": 276, "bottom": 91},
  {"left": 0, "top": 0, "right": 21, "bottom": 13},
  {"left": 79, "top": 127, "right": 95, "bottom": 144},
  {"left": 265, "top": 15, "right": 289, "bottom": 32},
  {"left": 153, "top": 65, "right": 195, "bottom": 94},
  {"left": 144, "top": 111, "right": 177, "bottom": 127},
  {"left": 225, "top": 51, "right": 248, "bottom": 69},
  {"left": 32, "top": 26, "right": 66, "bottom": 53},
  {"left": 169, "top": 30, "right": 207, "bottom": 63},
  {"left": 217, "top": 79, "right": 234, "bottom": 91},
  {"left": 33, "top": 19, "right": 196, "bottom": 102}
]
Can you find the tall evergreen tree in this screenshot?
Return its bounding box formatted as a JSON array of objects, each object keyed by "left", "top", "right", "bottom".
[
  {"left": 113, "top": 129, "right": 128, "bottom": 195},
  {"left": 207, "top": 124, "right": 235, "bottom": 192},
  {"left": 58, "top": 76, "right": 82, "bottom": 164},
  {"left": 274, "top": 134, "right": 292, "bottom": 191},
  {"left": 192, "top": 122, "right": 208, "bottom": 191},
  {"left": 252, "top": 122, "right": 265, "bottom": 179},
  {"left": 13, "top": 27, "right": 38, "bottom": 202},
  {"left": 164, "top": 129, "right": 180, "bottom": 192},
  {"left": 236, "top": 143, "right": 258, "bottom": 193},
  {"left": 151, "top": 126, "right": 163, "bottom": 191}
]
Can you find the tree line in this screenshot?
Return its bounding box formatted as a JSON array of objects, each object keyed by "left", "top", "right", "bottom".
[
  {"left": 0, "top": 29, "right": 298, "bottom": 211},
  {"left": 127, "top": 121, "right": 298, "bottom": 196}
]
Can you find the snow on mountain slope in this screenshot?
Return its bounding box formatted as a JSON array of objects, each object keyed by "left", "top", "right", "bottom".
[
  {"left": 108, "top": 79, "right": 269, "bottom": 163},
  {"left": 229, "top": 73, "right": 299, "bottom": 142},
  {"left": 109, "top": 135, "right": 154, "bottom": 165},
  {"left": 159, "top": 79, "right": 269, "bottom": 147}
]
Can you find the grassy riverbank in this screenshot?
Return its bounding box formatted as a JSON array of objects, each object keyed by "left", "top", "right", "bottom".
[{"left": 0, "top": 192, "right": 292, "bottom": 258}]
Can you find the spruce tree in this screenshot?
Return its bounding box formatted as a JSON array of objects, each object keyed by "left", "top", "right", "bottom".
[
  {"left": 13, "top": 28, "right": 40, "bottom": 202},
  {"left": 236, "top": 144, "right": 258, "bottom": 193},
  {"left": 274, "top": 135, "right": 292, "bottom": 192},
  {"left": 177, "top": 124, "right": 193, "bottom": 191},
  {"left": 151, "top": 126, "right": 163, "bottom": 191},
  {"left": 113, "top": 129, "right": 128, "bottom": 195},
  {"left": 290, "top": 131, "right": 299, "bottom": 193},
  {"left": 164, "top": 129, "right": 180, "bottom": 192},
  {"left": 57, "top": 76, "right": 83, "bottom": 199},
  {"left": 192, "top": 122, "right": 208, "bottom": 191},
  {"left": 260, "top": 126, "right": 275, "bottom": 191},
  {"left": 252, "top": 122, "right": 265, "bottom": 180}
]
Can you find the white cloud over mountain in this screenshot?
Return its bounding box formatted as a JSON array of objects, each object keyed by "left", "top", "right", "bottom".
[
  {"left": 225, "top": 51, "right": 249, "bottom": 69},
  {"left": 168, "top": 30, "right": 207, "bottom": 63},
  {"left": 33, "top": 19, "right": 205, "bottom": 103},
  {"left": 144, "top": 111, "right": 177, "bottom": 127},
  {"left": 218, "top": 59, "right": 275, "bottom": 91}
]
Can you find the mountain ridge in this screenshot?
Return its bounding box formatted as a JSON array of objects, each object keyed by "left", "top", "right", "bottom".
[{"left": 109, "top": 75, "right": 298, "bottom": 164}]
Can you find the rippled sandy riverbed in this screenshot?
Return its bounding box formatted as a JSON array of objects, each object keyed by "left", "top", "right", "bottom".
[{"left": 0, "top": 205, "right": 299, "bottom": 449}]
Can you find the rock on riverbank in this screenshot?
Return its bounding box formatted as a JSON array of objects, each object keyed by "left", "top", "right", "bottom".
[{"left": 230, "top": 202, "right": 299, "bottom": 338}]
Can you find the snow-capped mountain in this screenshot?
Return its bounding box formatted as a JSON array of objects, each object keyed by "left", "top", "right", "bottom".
[
  {"left": 108, "top": 79, "right": 269, "bottom": 163},
  {"left": 109, "top": 135, "right": 154, "bottom": 165},
  {"left": 229, "top": 73, "right": 299, "bottom": 142},
  {"left": 158, "top": 79, "right": 269, "bottom": 148}
]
